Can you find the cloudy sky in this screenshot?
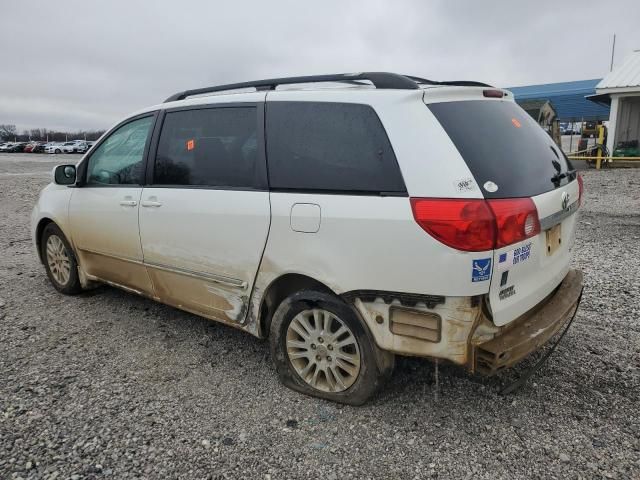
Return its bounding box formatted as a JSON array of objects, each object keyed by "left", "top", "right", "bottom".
[{"left": 1, "top": 0, "right": 638, "bottom": 132}]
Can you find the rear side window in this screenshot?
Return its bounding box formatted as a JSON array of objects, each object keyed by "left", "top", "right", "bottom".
[
  {"left": 428, "top": 100, "right": 574, "bottom": 198},
  {"left": 154, "top": 107, "right": 261, "bottom": 188},
  {"left": 266, "top": 102, "right": 406, "bottom": 194}
]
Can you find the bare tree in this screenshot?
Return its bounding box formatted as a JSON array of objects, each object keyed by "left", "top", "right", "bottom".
[{"left": 0, "top": 124, "right": 17, "bottom": 140}]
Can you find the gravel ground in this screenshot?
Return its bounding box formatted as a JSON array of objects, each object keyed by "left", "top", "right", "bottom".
[{"left": 1, "top": 153, "right": 639, "bottom": 479}]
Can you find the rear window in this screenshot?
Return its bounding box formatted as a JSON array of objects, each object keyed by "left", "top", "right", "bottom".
[
  {"left": 266, "top": 102, "right": 406, "bottom": 194},
  {"left": 428, "top": 100, "right": 574, "bottom": 198}
]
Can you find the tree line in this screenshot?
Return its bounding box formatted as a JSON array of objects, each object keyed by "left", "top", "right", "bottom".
[{"left": 0, "top": 124, "right": 105, "bottom": 142}]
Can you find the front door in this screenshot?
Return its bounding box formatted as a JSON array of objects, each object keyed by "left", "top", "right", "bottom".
[
  {"left": 69, "top": 114, "right": 156, "bottom": 296},
  {"left": 138, "top": 102, "right": 270, "bottom": 324}
]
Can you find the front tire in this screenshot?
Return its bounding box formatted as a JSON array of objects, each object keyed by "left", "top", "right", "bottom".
[
  {"left": 270, "top": 290, "right": 393, "bottom": 405},
  {"left": 55, "top": 149, "right": 61, "bottom": 154},
  {"left": 41, "top": 223, "right": 82, "bottom": 294}
]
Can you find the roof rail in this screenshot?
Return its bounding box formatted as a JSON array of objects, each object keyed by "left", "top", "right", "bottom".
[
  {"left": 163, "top": 72, "right": 492, "bottom": 102},
  {"left": 164, "top": 72, "right": 421, "bottom": 102}
]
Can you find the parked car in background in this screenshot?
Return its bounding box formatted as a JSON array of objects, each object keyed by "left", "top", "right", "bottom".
[
  {"left": 32, "top": 142, "right": 47, "bottom": 153},
  {"left": 24, "top": 142, "right": 39, "bottom": 153},
  {"left": 6, "top": 142, "right": 28, "bottom": 152},
  {"left": 45, "top": 143, "right": 64, "bottom": 154},
  {"left": 71, "top": 141, "right": 90, "bottom": 153},
  {"left": 31, "top": 72, "right": 584, "bottom": 404},
  {"left": 60, "top": 142, "right": 78, "bottom": 153},
  {"left": 0, "top": 143, "right": 12, "bottom": 152}
]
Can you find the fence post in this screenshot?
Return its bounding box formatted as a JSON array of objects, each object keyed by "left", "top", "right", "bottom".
[{"left": 596, "top": 125, "right": 605, "bottom": 170}]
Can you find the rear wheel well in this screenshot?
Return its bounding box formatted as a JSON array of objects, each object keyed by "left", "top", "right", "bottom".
[
  {"left": 258, "top": 273, "right": 334, "bottom": 338},
  {"left": 35, "top": 218, "right": 54, "bottom": 263}
]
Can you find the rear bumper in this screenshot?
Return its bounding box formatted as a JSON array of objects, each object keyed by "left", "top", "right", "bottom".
[{"left": 473, "top": 269, "right": 583, "bottom": 375}]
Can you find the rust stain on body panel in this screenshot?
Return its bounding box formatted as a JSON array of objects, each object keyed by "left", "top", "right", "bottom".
[
  {"left": 78, "top": 249, "right": 155, "bottom": 297},
  {"left": 146, "top": 268, "right": 246, "bottom": 323}
]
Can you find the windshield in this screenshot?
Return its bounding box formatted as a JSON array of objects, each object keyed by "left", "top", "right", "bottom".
[{"left": 428, "top": 100, "right": 574, "bottom": 199}]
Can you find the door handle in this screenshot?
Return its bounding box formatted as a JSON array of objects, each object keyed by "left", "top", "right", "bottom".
[
  {"left": 119, "top": 200, "right": 137, "bottom": 207},
  {"left": 141, "top": 200, "right": 163, "bottom": 208}
]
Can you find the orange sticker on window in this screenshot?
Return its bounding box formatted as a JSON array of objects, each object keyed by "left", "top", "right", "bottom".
[
  {"left": 511, "top": 118, "right": 522, "bottom": 128},
  {"left": 186, "top": 139, "right": 195, "bottom": 151}
]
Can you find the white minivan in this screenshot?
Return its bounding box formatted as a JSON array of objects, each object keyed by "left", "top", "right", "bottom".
[{"left": 32, "top": 73, "right": 583, "bottom": 404}]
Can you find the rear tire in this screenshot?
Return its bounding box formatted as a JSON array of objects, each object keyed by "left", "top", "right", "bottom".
[
  {"left": 270, "top": 290, "right": 393, "bottom": 405},
  {"left": 41, "top": 223, "right": 82, "bottom": 295}
]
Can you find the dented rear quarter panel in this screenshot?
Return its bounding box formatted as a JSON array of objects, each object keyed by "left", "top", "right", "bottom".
[{"left": 352, "top": 296, "right": 482, "bottom": 365}]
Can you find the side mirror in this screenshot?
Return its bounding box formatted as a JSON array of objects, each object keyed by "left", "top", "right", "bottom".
[{"left": 53, "top": 164, "right": 77, "bottom": 185}]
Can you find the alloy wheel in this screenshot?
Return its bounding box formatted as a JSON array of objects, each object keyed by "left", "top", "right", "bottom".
[
  {"left": 286, "top": 308, "right": 361, "bottom": 393},
  {"left": 46, "top": 234, "right": 71, "bottom": 286}
]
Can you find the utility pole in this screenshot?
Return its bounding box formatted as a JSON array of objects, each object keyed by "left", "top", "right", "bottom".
[{"left": 610, "top": 34, "right": 616, "bottom": 72}]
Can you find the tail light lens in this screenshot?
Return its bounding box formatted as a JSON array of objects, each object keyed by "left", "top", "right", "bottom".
[
  {"left": 410, "top": 197, "right": 540, "bottom": 252},
  {"left": 486, "top": 198, "right": 540, "bottom": 248},
  {"left": 410, "top": 198, "right": 495, "bottom": 252},
  {"left": 577, "top": 174, "right": 584, "bottom": 206}
]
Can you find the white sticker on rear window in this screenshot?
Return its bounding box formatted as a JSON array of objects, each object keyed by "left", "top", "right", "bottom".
[
  {"left": 453, "top": 177, "right": 477, "bottom": 192},
  {"left": 483, "top": 181, "right": 498, "bottom": 193}
]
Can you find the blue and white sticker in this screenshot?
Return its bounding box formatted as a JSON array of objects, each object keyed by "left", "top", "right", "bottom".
[
  {"left": 472, "top": 258, "right": 492, "bottom": 282},
  {"left": 497, "top": 242, "right": 532, "bottom": 270},
  {"left": 513, "top": 242, "right": 532, "bottom": 265}
]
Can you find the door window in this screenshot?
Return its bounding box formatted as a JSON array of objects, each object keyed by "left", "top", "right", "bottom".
[
  {"left": 154, "top": 107, "right": 260, "bottom": 188},
  {"left": 86, "top": 116, "right": 154, "bottom": 185}
]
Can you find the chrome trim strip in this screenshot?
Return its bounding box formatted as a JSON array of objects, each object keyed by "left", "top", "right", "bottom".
[
  {"left": 539, "top": 200, "right": 579, "bottom": 231},
  {"left": 144, "top": 261, "right": 248, "bottom": 289},
  {"left": 79, "top": 248, "right": 143, "bottom": 265}
]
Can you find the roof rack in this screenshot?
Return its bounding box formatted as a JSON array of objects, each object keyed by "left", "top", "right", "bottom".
[{"left": 163, "top": 72, "right": 492, "bottom": 103}]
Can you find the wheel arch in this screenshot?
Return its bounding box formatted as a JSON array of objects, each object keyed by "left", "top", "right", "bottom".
[
  {"left": 36, "top": 217, "right": 77, "bottom": 265},
  {"left": 257, "top": 273, "right": 334, "bottom": 338},
  {"left": 35, "top": 217, "right": 55, "bottom": 263}
]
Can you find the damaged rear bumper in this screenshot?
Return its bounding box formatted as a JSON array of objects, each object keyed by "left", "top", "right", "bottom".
[{"left": 473, "top": 269, "right": 583, "bottom": 375}]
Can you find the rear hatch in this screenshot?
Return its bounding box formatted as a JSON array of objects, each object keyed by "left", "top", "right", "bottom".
[{"left": 427, "top": 94, "right": 580, "bottom": 326}]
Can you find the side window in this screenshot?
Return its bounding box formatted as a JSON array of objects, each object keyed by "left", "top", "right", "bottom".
[
  {"left": 154, "top": 107, "right": 259, "bottom": 188},
  {"left": 86, "top": 116, "right": 154, "bottom": 185},
  {"left": 266, "top": 102, "right": 406, "bottom": 193}
]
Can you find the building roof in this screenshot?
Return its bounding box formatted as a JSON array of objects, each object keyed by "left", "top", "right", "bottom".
[
  {"left": 516, "top": 99, "right": 556, "bottom": 125},
  {"left": 597, "top": 50, "right": 640, "bottom": 91},
  {"left": 507, "top": 79, "right": 609, "bottom": 121},
  {"left": 517, "top": 99, "right": 552, "bottom": 111}
]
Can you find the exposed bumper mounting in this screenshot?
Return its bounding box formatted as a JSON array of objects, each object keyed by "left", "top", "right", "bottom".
[{"left": 474, "top": 269, "right": 584, "bottom": 380}]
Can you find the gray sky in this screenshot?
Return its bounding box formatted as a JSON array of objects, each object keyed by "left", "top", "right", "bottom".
[{"left": 1, "top": 0, "right": 638, "bottom": 132}]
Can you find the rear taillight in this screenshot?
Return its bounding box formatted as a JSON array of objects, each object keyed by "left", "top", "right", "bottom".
[
  {"left": 410, "top": 197, "right": 540, "bottom": 252},
  {"left": 410, "top": 198, "right": 495, "bottom": 252},
  {"left": 486, "top": 198, "right": 540, "bottom": 248},
  {"left": 577, "top": 174, "right": 584, "bottom": 206}
]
